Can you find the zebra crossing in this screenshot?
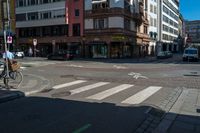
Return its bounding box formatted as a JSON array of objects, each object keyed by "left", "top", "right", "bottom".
[{"left": 51, "top": 80, "right": 164, "bottom": 105}]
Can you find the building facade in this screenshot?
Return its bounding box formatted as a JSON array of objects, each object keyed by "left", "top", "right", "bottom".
[
  {"left": 16, "top": 0, "right": 84, "bottom": 57},
  {"left": 185, "top": 20, "right": 200, "bottom": 43},
  {"left": 184, "top": 20, "right": 200, "bottom": 54},
  {"left": 157, "top": 0, "right": 180, "bottom": 53},
  {"left": 16, "top": 0, "right": 150, "bottom": 58},
  {"left": 147, "top": 0, "right": 158, "bottom": 56},
  {"left": 84, "top": 0, "right": 150, "bottom": 58}
]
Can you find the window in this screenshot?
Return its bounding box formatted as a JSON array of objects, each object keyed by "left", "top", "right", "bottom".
[
  {"left": 124, "top": 19, "right": 130, "bottom": 30},
  {"left": 150, "top": 4, "right": 153, "bottom": 13},
  {"left": 16, "top": 13, "right": 26, "bottom": 21},
  {"left": 94, "top": 18, "right": 108, "bottom": 29},
  {"left": 92, "top": 0, "right": 109, "bottom": 10},
  {"left": 27, "top": 12, "right": 38, "bottom": 20},
  {"left": 150, "top": 17, "right": 153, "bottom": 26},
  {"left": 144, "top": 26, "right": 148, "bottom": 34},
  {"left": 154, "top": 18, "right": 157, "bottom": 27},
  {"left": 40, "top": 11, "right": 51, "bottom": 19},
  {"left": 75, "top": 9, "right": 79, "bottom": 17},
  {"left": 154, "top": 6, "right": 157, "bottom": 14},
  {"left": 73, "top": 24, "right": 80, "bottom": 36}
]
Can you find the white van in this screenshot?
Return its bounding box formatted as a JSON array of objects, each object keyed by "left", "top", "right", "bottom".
[{"left": 183, "top": 47, "right": 199, "bottom": 61}]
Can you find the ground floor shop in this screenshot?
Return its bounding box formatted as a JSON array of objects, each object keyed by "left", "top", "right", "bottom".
[
  {"left": 16, "top": 35, "right": 150, "bottom": 59},
  {"left": 157, "top": 42, "right": 179, "bottom": 54}
]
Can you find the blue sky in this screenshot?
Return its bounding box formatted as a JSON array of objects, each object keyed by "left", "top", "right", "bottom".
[{"left": 180, "top": 0, "right": 200, "bottom": 20}]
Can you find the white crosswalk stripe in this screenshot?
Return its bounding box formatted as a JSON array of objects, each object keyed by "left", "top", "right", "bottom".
[
  {"left": 70, "top": 82, "right": 110, "bottom": 95},
  {"left": 87, "top": 84, "right": 134, "bottom": 100},
  {"left": 121, "top": 86, "right": 162, "bottom": 104},
  {"left": 51, "top": 80, "right": 164, "bottom": 105},
  {"left": 52, "top": 80, "right": 87, "bottom": 90}
]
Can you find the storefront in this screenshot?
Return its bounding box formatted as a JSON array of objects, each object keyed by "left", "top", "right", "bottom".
[{"left": 88, "top": 42, "right": 108, "bottom": 58}]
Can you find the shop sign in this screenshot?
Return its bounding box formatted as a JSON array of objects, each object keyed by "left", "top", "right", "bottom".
[{"left": 112, "top": 35, "right": 126, "bottom": 41}]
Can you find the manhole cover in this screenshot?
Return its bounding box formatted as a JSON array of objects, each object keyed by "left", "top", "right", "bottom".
[{"left": 51, "top": 91, "right": 71, "bottom": 97}]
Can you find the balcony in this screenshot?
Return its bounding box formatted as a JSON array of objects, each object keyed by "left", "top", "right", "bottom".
[{"left": 85, "top": 8, "right": 143, "bottom": 21}]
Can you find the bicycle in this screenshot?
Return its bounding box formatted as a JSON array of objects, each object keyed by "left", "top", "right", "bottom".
[{"left": 0, "top": 61, "right": 23, "bottom": 89}]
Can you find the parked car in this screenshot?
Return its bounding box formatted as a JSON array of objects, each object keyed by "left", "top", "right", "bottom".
[
  {"left": 157, "top": 51, "right": 173, "bottom": 59},
  {"left": 13, "top": 51, "right": 25, "bottom": 58},
  {"left": 165, "top": 51, "right": 173, "bottom": 58},
  {"left": 47, "top": 50, "right": 74, "bottom": 60},
  {"left": 183, "top": 47, "right": 199, "bottom": 62}
]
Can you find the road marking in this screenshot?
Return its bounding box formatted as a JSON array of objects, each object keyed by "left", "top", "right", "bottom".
[
  {"left": 70, "top": 82, "right": 110, "bottom": 95},
  {"left": 121, "top": 86, "right": 162, "bottom": 104},
  {"left": 52, "top": 80, "right": 87, "bottom": 90},
  {"left": 128, "top": 72, "right": 148, "bottom": 79},
  {"left": 66, "top": 64, "right": 83, "bottom": 68},
  {"left": 87, "top": 84, "right": 133, "bottom": 100},
  {"left": 72, "top": 123, "right": 92, "bottom": 133},
  {"left": 113, "top": 65, "right": 127, "bottom": 69}
]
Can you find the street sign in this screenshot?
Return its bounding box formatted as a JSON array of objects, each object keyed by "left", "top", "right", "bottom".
[
  {"left": 7, "top": 36, "right": 12, "bottom": 44},
  {"left": 33, "top": 39, "right": 37, "bottom": 46}
]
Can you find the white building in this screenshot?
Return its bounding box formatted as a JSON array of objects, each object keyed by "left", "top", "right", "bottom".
[
  {"left": 147, "top": 0, "right": 158, "bottom": 55},
  {"left": 157, "top": 0, "right": 180, "bottom": 53}
]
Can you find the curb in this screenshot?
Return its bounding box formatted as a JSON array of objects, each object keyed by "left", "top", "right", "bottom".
[{"left": 0, "top": 91, "right": 25, "bottom": 104}]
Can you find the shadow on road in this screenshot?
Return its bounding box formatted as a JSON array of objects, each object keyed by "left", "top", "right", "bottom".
[{"left": 0, "top": 95, "right": 199, "bottom": 133}]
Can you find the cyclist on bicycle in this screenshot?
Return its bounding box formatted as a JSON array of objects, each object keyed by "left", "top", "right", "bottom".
[{"left": 0, "top": 50, "right": 15, "bottom": 78}]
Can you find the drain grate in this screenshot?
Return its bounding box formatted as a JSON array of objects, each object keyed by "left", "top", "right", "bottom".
[{"left": 51, "top": 91, "right": 71, "bottom": 97}]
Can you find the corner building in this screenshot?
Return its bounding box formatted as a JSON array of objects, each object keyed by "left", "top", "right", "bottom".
[
  {"left": 84, "top": 0, "right": 150, "bottom": 58},
  {"left": 16, "top": 0, "right": 84, "bottom": 57}
]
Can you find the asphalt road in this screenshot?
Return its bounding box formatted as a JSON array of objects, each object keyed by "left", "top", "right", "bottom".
[{"left": 0, "top": 57, "right": 200, "bottom": 133}]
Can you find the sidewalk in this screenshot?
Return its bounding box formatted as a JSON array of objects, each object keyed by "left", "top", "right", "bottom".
[
  {"left": 155, "top": 88, "right": 200, "bottom": 133},
  {"left": 0, "top": 73, "right": 50, "bottom": 104}
]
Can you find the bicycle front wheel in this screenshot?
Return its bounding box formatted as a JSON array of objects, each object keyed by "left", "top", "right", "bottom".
[{"left": 9, "top": 71, "right": 23, "bottom": 88}]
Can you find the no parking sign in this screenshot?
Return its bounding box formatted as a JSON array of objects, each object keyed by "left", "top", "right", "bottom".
[{"left": 7, "top": 36, "right": 12, "bottom": 44}]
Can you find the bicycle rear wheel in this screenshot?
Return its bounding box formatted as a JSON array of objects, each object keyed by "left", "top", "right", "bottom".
[{"left": 9, "top": 71, "right": 23, "bottom": 88}]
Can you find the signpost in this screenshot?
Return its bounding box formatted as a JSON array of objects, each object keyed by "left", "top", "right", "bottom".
[
  {"left": 33, "top": 39, "right": 37, "bottom": 57},
  {"left": 7, "top": 36, "right": 12, "bottom": 44},
  {"left": 52, "top": 40, "right": 55, "bottom": 54}
]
